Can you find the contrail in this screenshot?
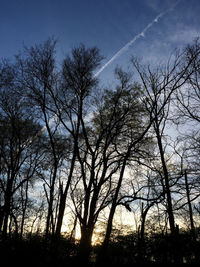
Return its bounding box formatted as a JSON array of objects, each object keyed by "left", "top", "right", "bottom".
[
  {"left": 24, "top": 1, "right": 180, "bottom": 144},
  {"left": 94, "top": 2, "right": 180, "bottom": 77}
]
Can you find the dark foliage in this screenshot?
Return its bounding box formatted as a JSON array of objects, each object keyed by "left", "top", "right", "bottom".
[
  {"left": 1, "top": 231, "right": 200, "bottom": 267},
  {"left": 0, "top": 234, "right": 78, "bottom": 266}
]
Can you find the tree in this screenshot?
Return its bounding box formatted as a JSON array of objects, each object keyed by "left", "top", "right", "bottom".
[
  {"left": 100, "top": 69, "right": 151, "bottom": 254},
  {"left": 16, "top": 38, "right": 64, "bottom": 236},
  {"left": 131, "top": 44, "right": 200, "bottom": 235},
  {"left": 51, "top": 44, "right": 103, "bottom": 237},
  {"left": 173, "top": 39, "right": 200, "bottom": 239},
  {"left": 0, "top": 60, "right": 43, "bottom": 237},
  {"left": 1, "top": 37, "right": 200, "bottom": 264}
]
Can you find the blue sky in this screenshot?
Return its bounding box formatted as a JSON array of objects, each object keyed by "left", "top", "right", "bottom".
[{"left": 0, "top": 0, "right": 200, "bottom": 82}]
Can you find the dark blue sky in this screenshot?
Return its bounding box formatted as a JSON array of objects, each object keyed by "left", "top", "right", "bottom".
[{"left": 1, "top": 0, "right": 200, "bottom": 82}]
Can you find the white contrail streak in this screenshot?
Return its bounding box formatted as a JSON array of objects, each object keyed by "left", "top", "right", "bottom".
[
  {"left": 94, "top": 2, "right": 179, "bottom": 77},
  {"left": 25, "top": 1, "right": 180, "bottom": 144}
]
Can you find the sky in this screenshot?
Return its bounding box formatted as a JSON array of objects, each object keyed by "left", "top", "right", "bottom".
[{"left": 0, "top": 0, "right": 200, "bottom": 83}]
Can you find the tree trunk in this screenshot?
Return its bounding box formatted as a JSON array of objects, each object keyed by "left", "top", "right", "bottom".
[
  {"left": 99, "top": 156, "right": 128, "bottom": 262},
  {"left": 69, "top": 215, "right": 77, "bottom": 242},
  {"left": 184, "top": 170, "right": 196, "bottom": 240},
  {"left": 0, "top": 205, "right": 4, "bottom": 232},
  {"left": 55, "top": 189, "right": 67, "bottom": 236},
  {"left": 2, "top": 178, "right": 13, "bottom": 238},
  {"left": 140, "top": 202, "right": 152, "bottom": 241},
  {"left": 55, "top": 148, "right": 77, "bottom": 236},
  {"left": 20, "top": 180, "right": 29, "bottom": 239},
  {"left": 78, "top": 225, "right": 93, "bottom": 263},
  {"left": 138, "top": 202, "right": 153, "bottom": 262},
  {"left": 154, "top": 121, "right": 176, "bottom": 234},
  {"left": 103, "top": 170, "right": 125, "bottom": 248},
  {"left": 45, "top": 166, "right": 58, "bottom": 236},
  {"left": 43, "top": 107, "right": 58, "bottom": 237}
]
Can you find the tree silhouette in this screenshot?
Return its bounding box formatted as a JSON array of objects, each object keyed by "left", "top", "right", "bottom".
[{"left": 1, "top": 38, "right": 200, "bottom": 266}]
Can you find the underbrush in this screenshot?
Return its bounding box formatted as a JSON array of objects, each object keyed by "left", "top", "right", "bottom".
[{"left": 1, "top": 231, "right": 200, "bottom": 266}]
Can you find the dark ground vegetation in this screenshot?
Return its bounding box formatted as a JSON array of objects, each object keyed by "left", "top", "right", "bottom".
[{"left": 1, "top": 229, "right": 200, "bottom": 267}]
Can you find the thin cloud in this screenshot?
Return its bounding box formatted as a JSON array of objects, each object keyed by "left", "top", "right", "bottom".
[{"left": 169, "top": 28, "right": 200, "bottom": 45}]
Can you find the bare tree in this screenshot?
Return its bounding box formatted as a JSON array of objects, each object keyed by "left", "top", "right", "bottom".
[
  {"left": 130, "top": 44, "right": 200, "bottom": 234},
  {"left": 50, "top": 44, "right": 103, "bottom": 237},
  {"left": 16, "top": 38, "right": 64, "bottom": 236},
  {"left": 0, "top": 60, "right": 44, "bottom": 237}
]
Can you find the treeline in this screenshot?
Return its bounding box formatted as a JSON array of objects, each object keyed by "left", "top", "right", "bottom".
[{"left": 1, "top": 38, "right": 200, "bottom": 265}]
